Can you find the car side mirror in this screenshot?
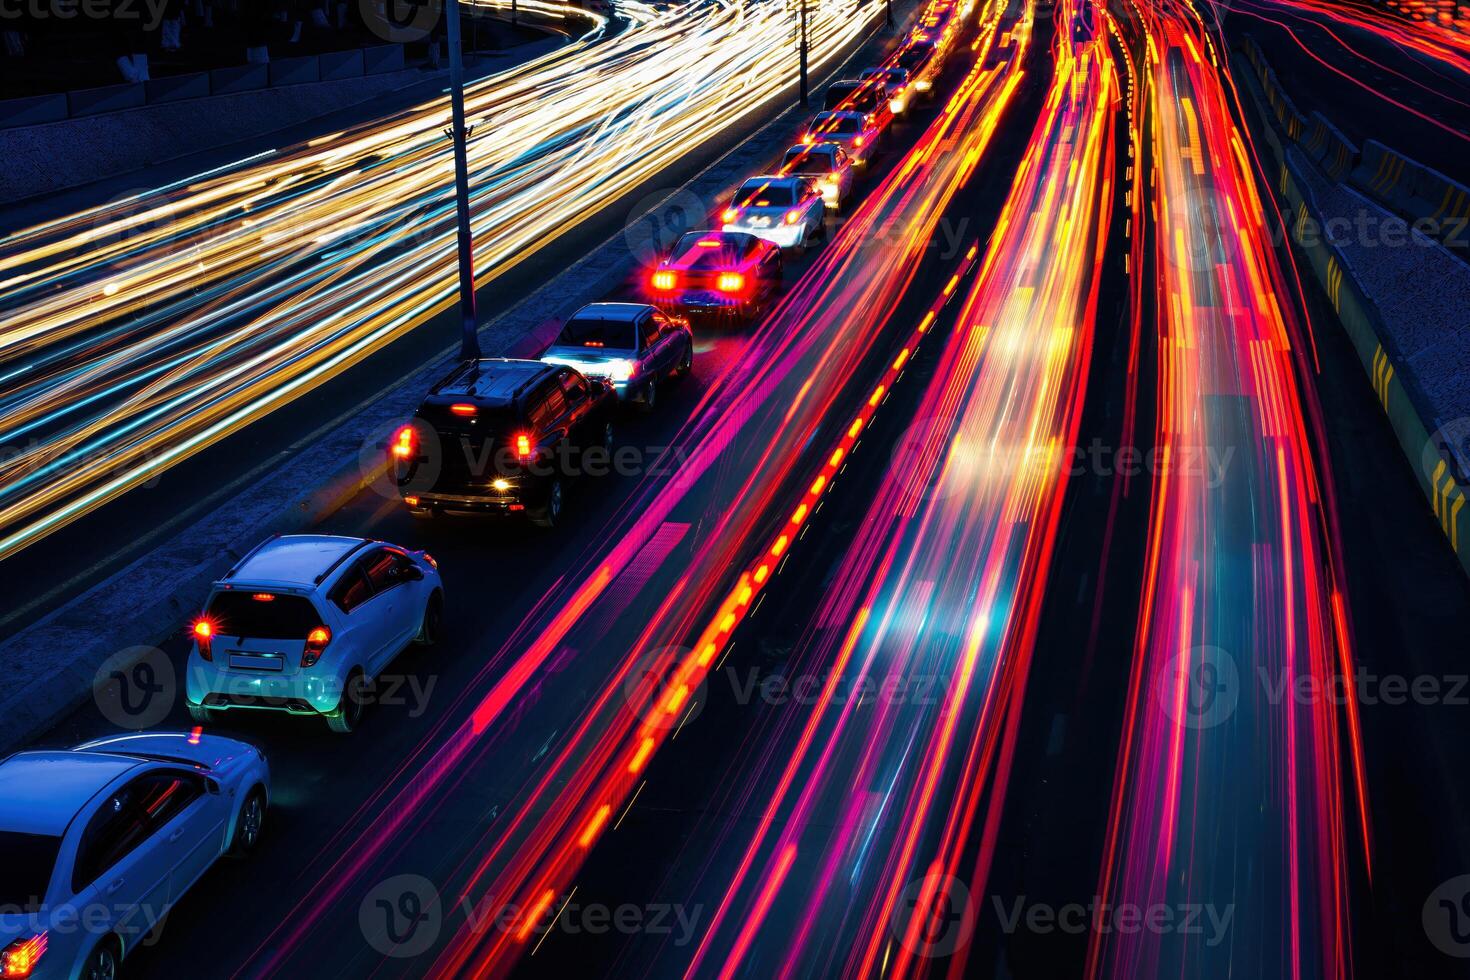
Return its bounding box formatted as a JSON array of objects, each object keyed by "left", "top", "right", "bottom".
[
  {"left": 205, "top": 778, "right": 222, "bottom": 796},
  {"left": 403, "top": 565, "right": 425, "bottom": 582}
]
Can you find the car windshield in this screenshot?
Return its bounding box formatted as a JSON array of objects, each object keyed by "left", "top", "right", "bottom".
[
  {"left": 897, "top": 47, "right": 932, "bottom": 71},
  {"left": 0, "top": 831, "right": 60, "bottom": 911},
  {"left": 785, "top": 148, "right": 837, "bottom": 172},
  {"left": 672, "top": 235, "right": 747, "bottom": 269},
  {"left": 734, "top": 183, "right": 795, "bottom": 207},
  {"left": 557, "top": 316, "right": 637, "bottom": 349},
  {"left": 861, "top": 69, "right": 901, "bottom": 84},
  {"left": 205, "top": 591, "right": 322, "bottom": 639},
  {"left": 824, "top": 86, "right": 878, "bottom": 111}
]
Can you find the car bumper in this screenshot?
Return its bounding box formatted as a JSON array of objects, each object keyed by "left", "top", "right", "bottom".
[
  {"left": 187, "top": 656, "right": 342, "bottom": 715},
  {"left": 403, "top": 482, "right": 549, "bottom": 514}
]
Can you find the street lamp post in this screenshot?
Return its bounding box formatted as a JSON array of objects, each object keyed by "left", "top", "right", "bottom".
[
  {"left": 885, "top": 0, "right": 894, "bottom": 28},
  {"left": 445, "top": 0, "right": 481, "bottom": 361},
  {"left": 799, "top": 0, "right": 809, "bottom": 106}
]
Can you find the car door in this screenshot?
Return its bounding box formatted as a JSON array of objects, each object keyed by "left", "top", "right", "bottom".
[
  {"left": 148, "top": 770, "right": 228, "bottom": 903},
  {"left": 327, "top": 559, "right": 383, "bottom": 675},
  {"left": 649, "top": 314, "right": 680, "bottom": 378},
  {"left": 558, "top": 369, "right": 597, "bottom": 448},
  {"left": 67, "top": 773, "right": 176, "bottom": 947},
  {"left": 359, "top": 548, "right": 418, "bottom": 674}
]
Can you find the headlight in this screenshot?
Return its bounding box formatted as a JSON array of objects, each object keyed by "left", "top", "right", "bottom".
[{"left": 605, "top": 359, "right": 636, "bottom": 382}]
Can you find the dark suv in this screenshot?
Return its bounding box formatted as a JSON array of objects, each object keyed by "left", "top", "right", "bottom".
[{"left": 394, "top": 358, "right": 617, "bottom": 527}]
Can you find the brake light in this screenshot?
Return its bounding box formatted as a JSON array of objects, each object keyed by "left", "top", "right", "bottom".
[
  {"left": 651, "top": 270, "right": 677, "bottom": 290},
  {"left": 1, "top": 934, "right": 46, "bottom": 980},
  {"left": 193, "top": 619, "right": 214, "bottom": 661},
  {"left": 784, "top": 210, "right": 802, "bottom": 225},
  {"left": 450, "top": 403, "right": 477, "bottom": 417},
  {"left": 853, "top": 136, "right": 865, "bottom": 147},
  {"left": 251, "top": 593, "right": 275, "bottom": 602},
  {"left": 421, "top": 552, "right": 438, "bottom": 569},
  {"left": 391, "top": 424, "right": 415, "bottom": 459},
  {"left": 722, "top": 208, "right": 739, "bottom": 223},
  {"left": 302, "top": 626, "right": 331, "bottom": 668},
  {"left": 515, "top": 432, "right": 534, "bottom": 460},
  {"left": 717, "top": 272, "right": 745, "bottom": 293}
]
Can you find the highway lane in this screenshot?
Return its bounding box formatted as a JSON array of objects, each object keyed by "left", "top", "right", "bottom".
[
  {"left": 550, "top": 10, "right": 1120, "bottom": 977},
  {"left": 0, "top": 0, "right": 886, "bottom": 570},
  {"left": 1088, "top": 4, "right": 1372, "bottom": 978},
  {"left": 25, "top": 9, "right": 1037, "bottom": 976}
]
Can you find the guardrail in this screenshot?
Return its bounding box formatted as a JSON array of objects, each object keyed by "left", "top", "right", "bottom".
[{"left": 0, "top": 43, "right": 409, "bottom": 130}]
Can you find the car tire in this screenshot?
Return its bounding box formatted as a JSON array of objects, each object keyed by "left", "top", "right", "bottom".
[
  {"left": 80, "top": 937, "right": 119, "bottom": 980},
  {"left": 187, "top": 702, "right": 215, "bottom": 726},
  {"left": 639, "top": 380, "right": 658, "bottom": 414},
  {"left": 325, "top": 670, "right": 367, "bottom": 734},
  {"left": 415, "top": 591, "right": 443, "bottom": 646},
  {"left": 531, "top": 477, "right": 564, "bottom": 528},
  {"left": 228, "top": 786, "right": 267, "bottom": 857},
  {"left": 674, "top": 339, "right": 693, "bottom": 379}
]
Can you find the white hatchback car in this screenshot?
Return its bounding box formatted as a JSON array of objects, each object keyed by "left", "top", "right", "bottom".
[
  {"left": 0, "top": 732, "right": 269, "bottom": 980},
  {"left": 185, "top": 534, "right": 444, "bottom": 733}
]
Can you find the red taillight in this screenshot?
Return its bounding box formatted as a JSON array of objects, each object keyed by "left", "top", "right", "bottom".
[
  {"left": 421, "top": 552, "right": 438, "bottom": 569},
  {"left": 193, "top": 619, "right": 214, "bottom": 662},
  {"left": 722, "top": 208, "right": 738, "bottom": 223},
  {"left": 651, "top": 270, "right": 677, "bottom": 291},
  {"left": 391, "top": 424, "right": 416, "bottom": 459},
  {"left": 853, "top": 135, "right": 866, "bottom": 147},
  {"left": 302, "top": 626, "right": 332, "bottom": 668},
  {"left": 515, "top": 433, "right": 534, "bottom": 461},
  {"left": 1, "top": 934, "right": 46, "bottom": 980},
  {"left": 251, "top": 593, "right": 275, "bottom": 602},
  {"left": 450, "top": 403, "right": 477, "bottom": 417},
  {"left": 717, "top": 272, "right": 746, "bottom": 293}
]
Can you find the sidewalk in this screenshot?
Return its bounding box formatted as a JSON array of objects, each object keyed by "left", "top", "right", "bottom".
[{"left": 1233, "top": 35, "right": 1470, "bottom": 576}]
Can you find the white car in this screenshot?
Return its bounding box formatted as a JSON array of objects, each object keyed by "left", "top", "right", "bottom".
[
  {"left": 800, "top": 111, "right": 882, "bottom": 167},
  {"left": 782, "top": 143, "right": 856, "bottom": 211},
  {"left": 860, "top": 66, "right": 915, "bottom": 116},
  {"left": 0, "top": 732, "right": 269, "bottom": 980},
  {"left": 721, "top": 175, "right": 827, "bottom": 251},
  {"left": 185, "top": 534, "right": 444, "bottom": 733}
]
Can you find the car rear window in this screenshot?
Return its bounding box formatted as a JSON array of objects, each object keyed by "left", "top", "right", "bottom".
[
  {"left": 785, "top": 148, "right": 837, "bottom": 172},
  {"left": 897, "top": 47, "right": 932, "bottom": 72},
  {"left": 205, "top": 591, "right": 322, "bottom": 639},
  {"left": 673, "top": 238, "right": 745, "bottom": 269},
  {"left": 557, "top": 316, "right": 637, "bottom": 349},
  {"left": 814, "top": 114, "right": 863, "bottom": 135},
  {"left": 0, "top": 831, "right": 60, "bottom": 910},
  {"left": 734, "top": 183, "right": 795, "bottom": 207},
  {"left": 824, "top": 85, "right": 879, "bottom": 112}
]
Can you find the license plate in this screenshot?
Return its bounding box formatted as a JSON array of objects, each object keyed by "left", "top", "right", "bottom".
[{"left": 228, "top": 652, "right": 285, "bottom": 671}]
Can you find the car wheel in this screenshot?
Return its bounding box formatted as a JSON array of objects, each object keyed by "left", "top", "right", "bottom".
[
  {"left": 326, "top": 670, "right": 367, "bottom": 734},
  {"left": 532, "top": 477, "right": 564, "bottom": 528},
  {"left": 674, "top": 339, "right": 693, "bottom": 379},
  {"left": 187, "top": 702, "right": 215, "bottom": 726},
  {"left": 415, "top": 591, "right": 443, "bottom": 646},
  {"left": 81, "top": 937, "right": 119, "bottom": 980},
  {"left": 229, "top": 786, "right": 267, "bottom": 857},
  {"left": 639, "top": 379, "right": 658, "bottom": 414}
]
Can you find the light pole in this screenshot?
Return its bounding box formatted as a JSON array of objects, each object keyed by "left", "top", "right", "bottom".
[
  {"left": 445, "top": 0, "right": 481, "bottom": 360},
  {"left": 799, "top": 0, "right": 809, "bottom": 106},
  {"left": 885, "top": 0, "right": 893, "bottom": 28}
]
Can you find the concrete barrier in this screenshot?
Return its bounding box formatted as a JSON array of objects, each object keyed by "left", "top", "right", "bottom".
[
  {"left": 210, "top": 63, "right": 270, "bottom": 95},
  {"left": 320, "top": 49, "right": 366, "bottom": 81},
  {"left": 145, "top": 72, "right": 212, "bottom": 105},
  {"left": 1301, "top": 111, "right": 1357, "bottom": 181},
  {"left": 0, "top": 94, "right": 68, "bottom": 127},
  {"left": 269, "top": 55, "right": 322, "bottom": 87},
  {"left": 363, "top": 44, "right": 406, "bottom": 75},
  {"left": 68, "top": 83, "right": 147, "bottom": 118}
]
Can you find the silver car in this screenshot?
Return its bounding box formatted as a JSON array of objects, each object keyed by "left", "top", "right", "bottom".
[
  {"left": 721, "top": 176, "right": 827, "bottom": 251},
  {"left": 541, "top": 303, "right": 694, "bottom": 412},
  {"left": 782, "top": 143, "right": 856, "bottom": 212}
]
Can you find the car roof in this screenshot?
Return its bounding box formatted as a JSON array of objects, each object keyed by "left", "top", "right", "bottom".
[
  {"left": 569, "top": 302, "right": 654, "bottom": 322},
  {"left": 225, "top": 534, "right": 368, "bottom": 587},
  {"left": 0, "top": 751, "right": 141, "bottom": 836},
  {"left": 813, "top": 110, "right": 865, "bottom": 122},
  {"left": 741, "top": 174, "right": 802, "bottom": 189},
  {"left": 428, "top": 358, "right": 557, "bottom": 408},
  {"left": 787, "top": 143, "right": 840, "bottom": 156}
]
